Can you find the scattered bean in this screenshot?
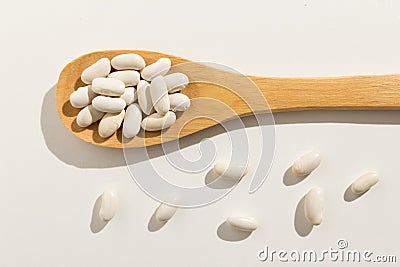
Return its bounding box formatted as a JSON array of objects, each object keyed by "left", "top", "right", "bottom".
[
  {"left": 292, "top": 151, "right": 321, "bottom": 177},
  {"left": 155, "top": 204, "right": 177, "bottom": 222},
  {"left": 213, "top": 162, "right": 248, "bottom": 181},
  {"left": 227, "top": 216, "right": 258, "bottom": 231},
  {"left": 304, "top": 187, "right": 324, "bottom": 226},
  {"left": 99, "top": 191, "right": 118, "bottom": 221},
  {"left": 351, "top": 172, "right": 379, "bottom": 195}
]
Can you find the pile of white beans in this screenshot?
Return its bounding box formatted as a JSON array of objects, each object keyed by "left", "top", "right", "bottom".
[{"left": 69, "top": 54, "right": 190, "bottom": 138}]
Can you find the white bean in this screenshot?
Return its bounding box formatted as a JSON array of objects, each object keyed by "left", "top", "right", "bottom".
[
  {"left": 351, "top": 172, "right": 379, "bottom": 195},
  {"left": 111, "top": 54, "right": 146, "bottom": 70},
  {"left": 141, "top": 111, "right": 176, "bottom": 131},
  {"left": 92, "top": 96, "right": 126, "bottom": 113},
  {"left": 91, "top": 77, "right": 125, "bottom": 96},
  {"left": 150, "top": 76, "right": 170, "bottom": 115},
  {"left": 169, "top": 93, "right": 190, "bottom": 112},
  {"left": 227, "top": 216, "right": 258, "bottom": 231},
  {"left": 137, "top": 80, "right": 154, "bottom": 115},
  {"left": 122, "top": 104, "right": 142, "bottom": 139},
  {"left": 99, "top": 191, "right": 118, "bottom": 221},
  {"left": 164, "top": 73, "right": 189, "bottom": 93},
  {"left": 108, "top": 70, "right": 140, "bottom": 86},
  {"left": 141, "top": 58, "right": 171, "bottom": 81},
  {"left": 76, "top": 105, "right": 104, "bottom": 127},
  {"left": 304, "top": 187, "right": 324, "bottom": 226},
  {"left": 292, "top": 151, "right": 321, "bottom": 176},
  {"left": 81, "top": 58, "right": 111, "bottom": 84},
  {"left": 213, "top": 162, "right": 248, "bottom": 181},
  {"left": 120, "top": 87, "right": 136, "bottom": 105},
  {"left": 98, "top": 110, "right": 125, "bottom": 138},
  {"left": 69, "top": 85, "right": 97, "bottom": 108},
  {"left": 155, "top": 204, "right": 177, "bottom": 222}
]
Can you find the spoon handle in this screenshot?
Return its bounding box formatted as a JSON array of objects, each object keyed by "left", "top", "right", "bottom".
[{"left": 250, "top": 74, "right": 400, "bottom": 112}]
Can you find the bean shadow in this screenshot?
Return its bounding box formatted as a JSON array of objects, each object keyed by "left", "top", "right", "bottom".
[
  {"left": 147, "top": 208, "right": 168, "bottom": 232},
  {"left": 41, "top": 85, "right": 126, "bottom": 168},
  {"left": 41, "top": 85, "right": 269, "bottom": 168},
  {"left": 283, "top": 167, "right": 309, "bottom": 186},
  {"left": 90, "top": 194, "right": 109, "bottom": 233},
  {"left": 294, "top": 195, "right": 313, "bottom": 237},
  {"left": 204, "top": 169, "right": 238, "bottom": 189},
  {"left": 274, "top": 110, "right": 400, "bottom": 125},
  {"left": 217, "top": 221, "right": 252, "bottom": 242},
  {"left": 343, "top": 185, "right": 367, "bottom": 202}
]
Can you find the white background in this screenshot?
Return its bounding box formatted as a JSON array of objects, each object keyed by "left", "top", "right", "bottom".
[{"left": 1, "top": 0, "right": 400, "bottom": 266}]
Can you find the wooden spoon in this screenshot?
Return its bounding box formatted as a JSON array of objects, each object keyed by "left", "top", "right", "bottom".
[{"left": 56, "top": 50, "right": 400, "bottom": 148}]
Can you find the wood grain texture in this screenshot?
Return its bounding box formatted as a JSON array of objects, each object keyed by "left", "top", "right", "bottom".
[{"left": 56, "top": 50, "right": 400, "bottom": 148}]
